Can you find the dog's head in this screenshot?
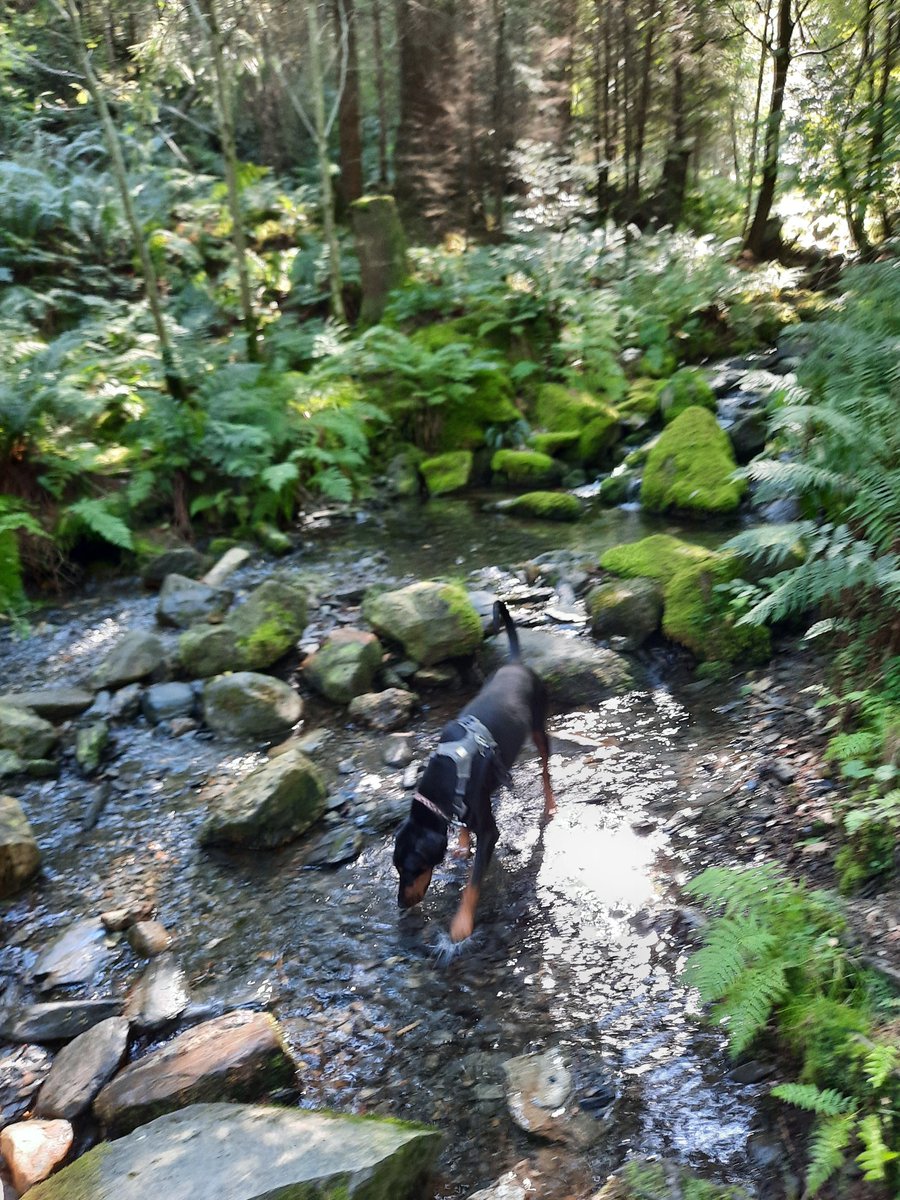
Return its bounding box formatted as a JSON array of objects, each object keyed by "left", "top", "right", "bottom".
[{"left": 393, "top": 818, "right": 447, "bottom": 909}]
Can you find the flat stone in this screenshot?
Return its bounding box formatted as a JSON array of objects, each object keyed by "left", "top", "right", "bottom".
[
  {"left": 0, "top": 1118, "right": 73, "bottom": 1194},
  {"left": 201, "top": 546, "right": 252, "bottom": 589},
  {"left": 0, "top": 688, "right": 93, "bottom": 720},
  {"left": 200, "top": 748, "right": 326, "bottom": 849},
  {"left": 93, "top": 631, "right": 165, "bottom": 688},
  {"left": 2, "top": 1000, "right": 123, "bottom": 1044},
  {"left": 141, "top": 682, "right": 196, "bottom": 724},
  {"left": 203, "top": 672, "right": 303, "bottom": 741},
  {"left": 34, "top": 1017, "right": 129, "bottom": 1120},
  {"left": 93, "top": 1011, "right": 297, "bottom": 1136},
  {"left": 0, "top": 1044, "right": 53, "bottom": 1125},
  {"left": 306, "top": 825, "right": 364, "bottom": 867},
  {"left": 125, "top": 955, "right": 190, "bottom": 1032},
  {"left": 24, "top": 1102, "right": 442, "bottom": 1200},
  {"left": 157, "top": 574, "right": 232, "bottom": 629},
  {"left": 0, "top": 703, "right": 57, "bottom": 758},
  {"left": 0, "top": 794, "right": 41, "bottom": 899},
  {"left": 32, "top": 918, "right": 109, "bottom": 992}
]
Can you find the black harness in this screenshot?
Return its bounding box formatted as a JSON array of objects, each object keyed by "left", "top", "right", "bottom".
[{"left": 414, "top": 714, "right": 507, "bottom": 826}]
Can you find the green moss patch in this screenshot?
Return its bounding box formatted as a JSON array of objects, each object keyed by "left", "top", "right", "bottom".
[
  {"left": 490, "top": 448, "right": 561, "bottom": 488},
  {"left": 497, "top": 491, "right": 581, "bottom": 522},
  {"left": 659, "top": 367, "right": 716, "bottom": 424},
  {"left": 529, "top": 431, "right": 581, "bottom": 457},
  {"left": 662, "top": 554, "right": 771, "bottom": 664},
  {"left": 620, "top": 377, "right": 665, "bottom": 418},
  {"left": 533, "top": 384, "right": 612, "bottom": 433},
  {"left": 420, "top": 450, "right": 472, "bottom": 496},
  {"left": 600, "top": 533, "right": 717, "bottom": 583},
  {"left": 578, "top": 411, "right": 621, "bottom": 466},
  {"left": 640, "top": 406, "right": 746, "bottom": 515}
]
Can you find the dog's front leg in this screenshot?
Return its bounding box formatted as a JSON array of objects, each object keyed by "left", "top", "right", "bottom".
[
  {"left": 449, "top": 817, "right": 497, "bottom": 942},
  {"left": 533, "top": 728, "right": 556, "bottom": 820}
]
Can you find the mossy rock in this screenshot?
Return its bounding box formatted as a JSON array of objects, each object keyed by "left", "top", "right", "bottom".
[
  {"left": 533, "top": 383, "right": 611, "bottom": 434},
  {"left": 662, "top": 555, "right": 771, "bottom": 664},
  {"left": 529, "top": 431, "right": 581, "bottom": 457},
  {"left": 600, "top": 533, "right": 717, "bottom": 584},
  {"left": 620, "top": 377, "right": 665, "bottom": 418},
  {"left": 490, "top": 449, "right": 562, "bottom": 489},
  {"left": 640, "top": 406, "right": 746, "bottom": 515},
  {"left": 409, "top": 320, "right": 474, "bottom": 353},
  {"left": 227, "top": 578, "right": 308, "bottom": 670},
  {"left": 363, "top": 581, "right": 482, "bottom": 666},
  {"left": 420, "top": 450, "right": 472, "bottom": 496},
  {"left": 659, "top": 367, "right": 716, "bottom": 424},
  {"left": 577, "top": 410, "right": 621, "bottom": 466},
  {"left": 439, "top": 372, "right": 520, "bottom": 452},
  {"left": 495, "top": 491, "right": 581, "bottom": 522},
  {"left": 598, "top": 470, "right": 637, "bottom": 506},
  {"left": 586, "top": 577, "right": 663, "bottom": 649}
]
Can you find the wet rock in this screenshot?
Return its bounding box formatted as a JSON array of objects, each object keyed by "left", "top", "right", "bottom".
[
  {"left": 468, "top": 1161, "right": 537, "bottom": 1200},
  {"left": 0, "top": 703, "right": 57, "bottom": 759},
  {"left": 0, "top": 749, "right": 26, "bottom": 779},
  {"left": 227, "top": 577, "right": 308, "bottom": 670},
  {"left": 0, "top": 1118, "right": 73, "bottom": 1194},
  {"left": 0, "top": 795, "right": 41, "bottom": 899},
  {"left": 127, "top": 920, "right": 171, "bottom": 957},
  {"left": 363, "top": 580, "right": 483, "bottom": 666},
  {"left": 34, "top": 1017, "right": 129, "bottom": 1120},
  {"left": 203, "top": 672, "right": 302, "bottom": 741},
  {"left": 2, "top": 1000, "right": 123, "bottom": 1044},
  {"left": 107, "top": 682, "right": 143, "bottom": 719},
  {"left": 585, "top": 578, "right": 663, "bottom": 650},
  {"left": 177, "top": 623, "right": 240, "bottom": 679},
  {"left": 254, "top": 522, "right": 293, "bottom": 555},
  {"left": 141, "top": 548, "right": 208, "bottom": 590},
  {"left": 0, "top": 688, "right": 93, "bottom": 721},
  {"left": 481, "top": 628, "right": 635, "bottom": 708},
  {"left": 25, "top": 1102, "right": 442, "bottom": 1200},
  {"left": 728, "top": 408, "right": 767, "bottom": 462},
  {"left": 125, "top": 955, "right": 190, "bottom": 1031},
  {"left": 383, "top": 733, "right": 415, "bottom": 768},
  {"left": 727, "top": 1059, "right": 774, "bottom": 1085},
  {"left": 759, "top": 757, "right": 796, "bottom": 785},
  {"left": 75, "top": 719, "right": 109, "bottom": 775},
  {"left": 0, "top": 1044, "right": 53, "bottom": 1125},
  {"left": 502, "top": 1049, "right": 602, "bottom": 1148},
  {"left": 306, "top": 825, "right": 364, "bottom": 867},
  {"left": 412, "top": 663, "right": 460, "bottom": 689},
  {"left": 157, "top": 573, "right": 233, "bottom": 629},
  {"left": 141, "top": 682, "right": 196, "bottom": 724},
  {"left": 201, "top": 545, "right": 252, "bottom": 588},
  {"left": 93, "top": 1011, "right": 297, "bottom": 1136},
  {"left": 200, "top": 748, "right": 326, "bottom": 849},
  {"left": 32, "top": 918, "right": 109, "bottom": 992},
  {"left": 348, "top": 688, "right": 417, "bottom": 732},
  {"left": 304, "top": 628, "right": 383, "bottom": 704},
  {"left": 93, "top": 631, "right": 165, "bottom": 688}
]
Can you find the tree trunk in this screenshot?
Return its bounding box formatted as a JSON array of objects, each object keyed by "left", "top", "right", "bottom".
[
  {"left": 371, "top": 0, "right": 390, "bottom": 187},
  {"left": 742, "top": 0, "right": 772, "bottom": 236},
  {"left": 631, "top": 1, "right": 655, "bottom": 201},
  {"left": 488, "top": 0, "right": 509, "bottom": 236},
  {"left": 655, "top": 5, "right": 691, "bottom": 227},
  {"left": 744, "top": 0, "right": 794, "bottom": 258},
  {"left": 333, "top": 0, "right": 364, "bottom": 210}
]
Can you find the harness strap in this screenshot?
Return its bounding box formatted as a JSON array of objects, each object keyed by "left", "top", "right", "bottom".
[{"left": 415, "top": 715, "right": 503, "bottom": 824}]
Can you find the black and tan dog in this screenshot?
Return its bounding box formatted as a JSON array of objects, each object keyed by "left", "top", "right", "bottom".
[{"left": 393, "top": 600, "right": 555, "bottom": 943}]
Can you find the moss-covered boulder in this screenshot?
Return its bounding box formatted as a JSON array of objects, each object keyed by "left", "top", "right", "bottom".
[
  {"left": 26, "top": 1102, "right": 442, "bottom": 1200},
  {"left": 0, "top": 795, "right": 40, "bottom": 899},
  {"left": 662, "top": 554, "right": 771, "bottom": 664},
  {"left": 420, "top": 450, "right": 472, "bottom": 496},
  {"left": 534, "top": 384, "right": 608, "bottom": 433},
  {"left": 529, "top": 431, "right": 581, "bottom": 457},
  {"left": 351, "top": 193, "right": 408, "bottom": 325},
  {"left": 600, "top": 533, "right": 717, "bottom": 584},
  {"left": 203, "top": 672, "right": 302, "bottom": 740},
  {"left": 226, "top": 578, "right": 308, "bottom": 670},
  {"left": 200, "top": 747, "right": 326, "bottom": 848},
  {"left": 491, "top": 449, "right": 562, "bottom": 489},
  {"left": 594, "top": 1158, "right": 752, "bottom": 1200},
  {"left": 598, "top": 471, "right": 637, "bottom": 506},
  {"left": 620, "top": 377, "right": 665, "bottom": 421},
  {"left": 303, "top": 629, "right": 384, "bottom": 704},
  {"left": 363, "top": 581, "right": 482, "bottom": 665},
  {"left": 178, "top": 624, "right": 240, "bottom": 679},
  {"left": 578, "top": 411, "right": 621, "bottom": 466},
  {"left": 658, "top": 367, "right": 716, "bottom": 424},
  {"left": 0, "top": 703, "right": 57, "bottom": 759},
  {"left": 494, "top": 492, "right": 582, "bottom": 522},
  {"left": 640, "top": 407, "right": 746, "bottom": 515},
  {"left": 586, "top": 578, "right": 663, "bottom": 649}
]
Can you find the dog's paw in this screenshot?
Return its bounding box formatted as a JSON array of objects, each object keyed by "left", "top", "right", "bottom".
[
  {"left": 431, "top": 928, "right": 475, "bottom": 965},
  {"left": 449, "top": 911, "right": 475, "bottom": 943}
]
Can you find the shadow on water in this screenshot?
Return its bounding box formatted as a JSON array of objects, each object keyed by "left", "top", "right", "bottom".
[{"left": 0, "top": 495, "right": 766, "bottom": 1197}]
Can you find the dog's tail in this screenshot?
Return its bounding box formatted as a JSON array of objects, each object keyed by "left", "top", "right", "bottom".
[{"left": 492, "top": 600, "right": 520, "bottom": 661}]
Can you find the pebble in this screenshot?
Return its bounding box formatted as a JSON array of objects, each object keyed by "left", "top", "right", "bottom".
[{"left": 127, "top": 920, "right": 172, "bottom": 957}]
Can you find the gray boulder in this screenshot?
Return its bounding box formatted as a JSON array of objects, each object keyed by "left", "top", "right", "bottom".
[
  {"left": 140, "top": 547, "right": 208, "bottom": 590},
  {"left": 203, "top": 672, "right": 302, "bottom": 740},
  {"left": 157, "top": 574, "right": 233, "bottom": 629},
  {"left": 25, "top": 1102, "right": 441, "bottom": 1200},
  {"left": 0, "top": 703, "right": 57, "bottom": 759},
  {"left": 200, "top": 748, "right": 326, "bottom": 849},
  {"left": 34, "top": 1017, "right": 129, "bottom": 1120},
  {"left": 2, "top": 1000, "right": 123, "bottom": 1044},
  {"left": 93, "top": 1011, "right": 297, "bottom": 1135},
  {"left": 363, "top": 581, "right": 482, "bottom": 665},
  {"left": 141, "top": 683, "right": 196, "bottom": 724},
  {"left": 481, "top": 628, "right": 636, "bottom": 709},
  {"left": 304, "top": 628, "right": 383, "bottom": 703},
  {"left": 728, "top": 408, "right": 768, "bottom": 462},
  {"left": 586, "top": 578, "right": 663, "bottom": 649},
  {"left": 177, "top": 623, "right": 240, "bottom": 679},
  {"left": 93, "top": 631, "right": 165, "bottom": 688},
  {"left": 0, "top": 688, "right": 93, "bottom": 721},
  {"left": 0, "top": 795, "right": 40, "bottom": 899},
  {"left": 227, "top": 577, "right": 308, "bottom": 669},
  {"left": 348, "top": 688, "right": 417, "bottom": 732}
]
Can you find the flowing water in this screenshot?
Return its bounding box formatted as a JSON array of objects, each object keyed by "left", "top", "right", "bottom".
[{"left": 1, "top": 496, "right": 781, "bottom": 1197}]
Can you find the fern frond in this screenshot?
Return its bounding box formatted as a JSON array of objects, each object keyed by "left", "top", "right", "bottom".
[
  {"left": 855, "top": 1114, "right": 899, "bottom": 1181},
  {"left": 725, "top": 522, "right": 814, "bottom": 566},
  {"left": 803, "top": 1115, "right": 854, "bottom": 1197},
  {"left": 60, "top": 499, "right": 133, "bottom": 551},
  {"left": 772, "top": 1083, "right": 854, "bottom": 1116},
  {"left": 720, "top": 962, "right": 788, "bottom": 1055}
]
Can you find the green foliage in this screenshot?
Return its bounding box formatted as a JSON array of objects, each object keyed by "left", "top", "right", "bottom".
[
  {"left": 685, "top": 865, "right": 899, "bottom": 1197},
  {"left": 58, "top": 498, "right": 133, "bottom": 552},
  {"left": 0, "top": 497, "right": 47, "bottom": 616}
]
